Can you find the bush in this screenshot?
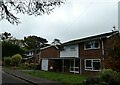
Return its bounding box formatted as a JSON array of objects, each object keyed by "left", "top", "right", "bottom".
[
  {"left": 19, "top": 62, "right": 29, "bottom": 69},
  {"left": 3, "top": 57, "right": 11, "bottom": 66},
  {"left": 84, "top": 69, "right": 120, "bottom": 85},
  {"left": 11, "top": 54, "right": 22, "bottom": 67},
  {"left": 99, "top": 69, "right": 120, "bottom": 85},
  {"left": 84, "top": 76, "right": 100, "bottom": 85},
  {"left": 28, "top": 63, "right": 35, "bottom": 69}
]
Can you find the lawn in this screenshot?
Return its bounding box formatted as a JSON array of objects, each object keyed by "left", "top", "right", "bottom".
[{"left": 23, "top": 70, "right": 86, "bottom": 84}]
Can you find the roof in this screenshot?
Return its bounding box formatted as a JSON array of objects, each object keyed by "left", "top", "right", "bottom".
[
  {"left": 62, "top": 31, "right": 119, "bottom": 45},
  {"left": 40, "top": 45, "right": 59, "bottom": 50}
]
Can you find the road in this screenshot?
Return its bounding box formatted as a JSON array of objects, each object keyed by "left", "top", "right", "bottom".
[{"left": 2, "top": 71, "right": 33, "bottom": 85}]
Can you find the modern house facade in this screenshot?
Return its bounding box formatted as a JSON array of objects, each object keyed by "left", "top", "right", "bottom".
[{"left": 37, "top": 31, "right": 120, "bottom": 74}]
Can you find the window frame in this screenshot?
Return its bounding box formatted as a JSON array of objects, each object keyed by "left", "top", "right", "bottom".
[
  {"left": 84, "top": 40, "right": 100, "bottom": 50},
  {"left": 70, "top": 45, "right": 76, "bottom": 51},
  {"left": 85, "top": 59, "right": 101, "bottom": 71}
]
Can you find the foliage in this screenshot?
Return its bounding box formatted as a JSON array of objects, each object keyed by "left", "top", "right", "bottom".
[
  {"left": 22, "top": 35, "right": 48, "bottom": 50},
  {"left": 0, "top": 32, "right": 12, "bottom": 41},
  {"left": 3, "top": 57, "right": 11, "bottom": 66},
  {"left": 84, "top": 76, "right": 100, "bottom": 85},
  {"left": 11, "top": 54, "right": 22, "bottom": 67},
  {"left": 0, "top": 0, "right": 64, "bottom": 25},
  {"left": 99, "top": 69, "right": 120, "bottom": 85},
  {"left": 84, "top": 69, "right": 120, "bottom": 85},
  {"left": 19, "top": 62, "right": 29, "bottom": 69},
  {"left": 28, "top": 63, "right": 35, "bottom": 69},
  {"left": 51, "top": 38, "right": 61, "bottom": 46},
  {"left": 2, "top": 41, "right": 25, "bottom": 58},
  {"left": 19, "top": 63, "right": 38, "bottom": 70},
  {"left": 104, "top": 34, "right": 120, "bottom": 72}
]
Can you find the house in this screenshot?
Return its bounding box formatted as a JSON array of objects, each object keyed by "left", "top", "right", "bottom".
[
  {"left": 22, "top": 49, "right": 40, "bottom": 64},
  {"left": 39, "top": 45, "right": 60, "bottom": 71},
  {"left": 60, "top": 31, "right": 120, "bottom": 74},
  {"left": 37, "top": 31, "right": 119, "bottom": 74}
]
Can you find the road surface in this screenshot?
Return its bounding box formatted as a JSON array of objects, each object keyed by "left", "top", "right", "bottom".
[{"left": 2, "top": 71, "right": 33, "bottom": 85}]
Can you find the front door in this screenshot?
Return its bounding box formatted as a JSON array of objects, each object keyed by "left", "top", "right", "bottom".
[{"left": 41, "top": 59, "right": 48, "bottom": 71}]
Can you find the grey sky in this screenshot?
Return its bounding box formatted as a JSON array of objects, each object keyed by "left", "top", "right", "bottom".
[{"left": 0, "top": 0, "right": 120, "bottom": 43}]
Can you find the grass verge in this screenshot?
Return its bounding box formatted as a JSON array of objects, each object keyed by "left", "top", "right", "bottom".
[{"left": 23, "top": 70, "right": 86, "bottom": 84}]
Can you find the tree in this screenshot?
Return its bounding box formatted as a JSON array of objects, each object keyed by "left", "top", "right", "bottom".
[
  {"left": 2, "top": 41, "right": 25, "bottom": 58},
  {"left": 0, "top": 32, "right": 13, "bottom": 41},
  {"left": 22, "top": 35, "right": 48, "bottom": 50},
  {"left": 1, "top": 32, "right": 25, "bottom": 58},
  {"left": 51, "top": 38, "right": 61, "bottom": 46},
  {"left": 0, "top": 0, "right": 64, "bottom": 25},
  {"left": 104, "top": 33, "right": 120, "bottom": 72},
  {"left": 11, "top": 54, "right": 22, "bottom": 67}
]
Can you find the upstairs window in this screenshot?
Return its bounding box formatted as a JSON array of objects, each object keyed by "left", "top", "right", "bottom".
[
  {"left": 84, "top": 41, "right": 100, "bottom": 50},
  {"left": 70, "top": 46, "right": 76, "bottom": 51}
]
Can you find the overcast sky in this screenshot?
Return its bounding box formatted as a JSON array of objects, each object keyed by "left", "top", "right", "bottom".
[{"left": 0, "top": 0, "right": 120, "bottom": 43}]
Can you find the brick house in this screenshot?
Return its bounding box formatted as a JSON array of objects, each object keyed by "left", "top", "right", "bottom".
[
  {"left": 60, "top": 31, "right": 120, "bottom": 74},
  {"left": 37, "top": 31, "right": 119, "bottom": 74}
]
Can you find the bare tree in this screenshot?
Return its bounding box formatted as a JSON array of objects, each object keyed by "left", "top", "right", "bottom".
[{"left": 0, "top": 0, "right": 64, "bottom": 25}]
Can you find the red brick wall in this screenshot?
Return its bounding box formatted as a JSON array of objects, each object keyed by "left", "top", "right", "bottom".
[
  {"left": 79, "top": 35, "right": 120, "bottom": 74},
  {"left": 79, "top": 40, "right": 103, "bottom": 74},
  {"left": 104, "top": 35, "right": 120, "bottom": 58},
  {"left": 40, "top": 47, "right": 59, "bottom": 58},
  {"left": 79, "top": 40, "right": 103, "bottom": 59}
]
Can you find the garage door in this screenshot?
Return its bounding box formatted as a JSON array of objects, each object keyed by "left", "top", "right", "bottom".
[{"left": 41, "top": 59, "right": 48, "bottom": 71}]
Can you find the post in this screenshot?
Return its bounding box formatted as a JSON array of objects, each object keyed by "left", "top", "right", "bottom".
[
  {"left": 80, "top": 59, "right": 82, "bottom": 74},
  {"left": 74, "top": 58, "right": 75, "bottom": 74},
  {"left": 34, "top": 50, "right": 37, "bottom": 73},
  {"left": 62, "top": 59, "right": 64, "bottom": 72}
]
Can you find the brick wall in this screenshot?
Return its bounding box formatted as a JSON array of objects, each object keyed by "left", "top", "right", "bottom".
[
  {"left": 40, "top": 46, "right": 59, "bottom": 58},
  {"left": 79, "top": 40, "right": 103, "bottom": 59},
  {"left": 79, "top": 40, "right": 103, "bottom": 74}
]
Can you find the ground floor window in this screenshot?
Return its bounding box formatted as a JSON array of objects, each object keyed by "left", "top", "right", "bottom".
[
  {"left": 85, "top": 59, "right": 101, "bottom": 71},
  {"left": 70, "top": 59, "right": 79, "bottom": 73}
]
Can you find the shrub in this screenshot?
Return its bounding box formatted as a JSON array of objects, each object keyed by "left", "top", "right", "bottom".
[
  {"left": 84, "top": 76, "right": 100, "bottom": 85},
  {"left": 3, "top": 57, "right": 11, "bottom": 66},
  {"left": 19, "top": 62, "right": 29, "bottom": 69},
  {"left": 84, "top": 69, "right": 120, "bottom": 85},
  {"left": 11, "top": 54, "right": 22, "bottom": 67},
  {"left": 99, "top": 69, "right": 120, "bottom": 85},
  {"left": 28, "top": 63, "right": 35, "bottom": 69}
]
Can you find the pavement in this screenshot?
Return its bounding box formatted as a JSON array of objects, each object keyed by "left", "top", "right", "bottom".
[{"left": 3, "top": 68, "right": 63, "bottom": 85}]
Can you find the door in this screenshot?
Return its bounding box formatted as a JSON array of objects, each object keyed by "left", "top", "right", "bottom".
[{"left": 41, "top": 59, "right": 48, "bottom": 71}]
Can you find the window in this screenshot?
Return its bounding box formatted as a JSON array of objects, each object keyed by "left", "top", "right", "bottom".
[
  {"left": 84, "top": 41, "right": 100, "bottom": 50},
  {"left": 70, "top": 46, "right": 76, "bottom": 51},
  {"left": 70, "top": 59, "right": 79, "bottom": 73},
  {"left": 85, "top": 59, "right": 101, "bottom": 71}
]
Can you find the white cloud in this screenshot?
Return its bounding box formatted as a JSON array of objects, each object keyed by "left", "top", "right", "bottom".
[{"left": 1, "top": 0, "right": 119, "bottom": 43}]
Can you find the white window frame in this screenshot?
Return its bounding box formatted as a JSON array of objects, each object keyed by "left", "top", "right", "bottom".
[
  {"left": 85, "top": 59, "right": 101, "bottom": 71},
  {"left": 84, "top": 41, "right": 100, "bottom": 50},
  {"left": 70, "top": 59, "right": 79, "bottom": 73}
]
